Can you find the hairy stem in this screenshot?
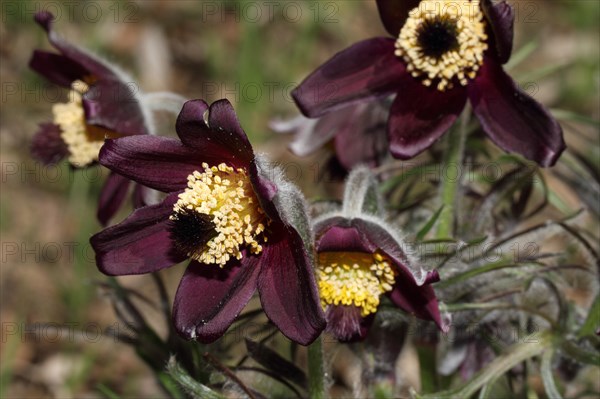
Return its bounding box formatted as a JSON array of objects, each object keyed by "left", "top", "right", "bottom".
[
  {"left": 436, "top": 106, "right": 471, "bottom": 239},
  {"left": 307, "top": 335, "right": 327, "bottom": 399}
]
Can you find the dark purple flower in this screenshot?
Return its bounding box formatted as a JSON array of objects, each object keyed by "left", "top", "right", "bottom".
[
  {"left": 90, "top": 99, "right": 326, "bottom": 345},
  {"left": 292, "top": 0, "right": 565, "bottom": 167},
  {"left": 271, "top": 100, "right": 390, "bottom": 171},
  {"left": 313, "top": 215, "right": 446, "bottom": 341},
  {"left": 29, "top": 11, "right": 154, "bottom": 225}
]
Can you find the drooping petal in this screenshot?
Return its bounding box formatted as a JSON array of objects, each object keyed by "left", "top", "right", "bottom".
[
  {"left": 375, "top": 0, "right": 421, "bottom": 37},
  {"left": 90, "top": 193, "right": 186, "bottom": 275},
  {"left": 334, "top": 101, "right": 389, "bottom": 169},
  {"left": 97, "top": 172, "right": 131, "bottom": 226},
  {"left": 175, "top": 99, "right": 254, "bottom": 169},
  {"left": 315, "top": 221, "right": 374, "bottom": 253},
  {"left": 468, "top": 57, "right": 565, "bottom": 167},
  {"left": 388, "top": 75, "right": 467, "bottom": 160},
  {"left": 292, "top": 38, "right": 406, "bottom": 118},
  {"left": 99, "top": 136, "right": 203, "bottom": 193},
  {"left": 481, "top": 0, "right": 514, "bottom": 64},
  {"left": 257, "top": 227, "right": 326, "bottom": 345},
  {"left": 388, "top": 273, "right": 445, "bottom": 331},
  {"left": 173, "top": 258, "right": 260, "bottom": 343},
  {"left": 325, "top": 306, "right": 373, "bottom": 342},
  {"left": 34, "top": 12, "right": 115, "bottom": 80},
  {"left": 30, "top": 123, "right": 68, "bottom": 165},
  {"left": 29, "top": 50, "right": 88, "bottom": 88},
  {"left": 83, "top": 79, "right": 150, "bottom": 136}
]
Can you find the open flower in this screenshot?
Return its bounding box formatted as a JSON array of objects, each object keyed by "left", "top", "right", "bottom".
[
  {"left": 271, "top": 100, "right": 390, "bottom": 172},
  {"left": 292, "top": 0, "right": 565, "bottom": 167},
  {"left": 90, "top": 99, "right": 326, "bottom": 345},
  {"left": 29, "top": 11, "right": 154, "bottom": 224},
  {"left": 314, "top": 215, "right": 446, "bottom": 341},
  {"left": 313, "top": 167, "right": 447, "bottom": 341}
]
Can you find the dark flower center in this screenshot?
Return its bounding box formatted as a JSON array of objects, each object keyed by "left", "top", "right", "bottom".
[
  {"left": 169, "top": 207, "right": 218, "bottom": 257},
  {"left": 416, "top": 16, "right": 459, "bottom": 59}
]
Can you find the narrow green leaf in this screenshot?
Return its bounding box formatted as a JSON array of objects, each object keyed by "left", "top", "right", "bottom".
[
  {"left": 505, "top": 40, "right": 538, "bottom": 70},
  {"left": 578, "top": 294, "right": 600, "bottom": 338},
  {"left": 166, "top": 357, "right": 224, "bottom": 399},
  {"left": 541, "top": 349, "right": 563, "bottom": 399},
  {"left": 416, "top": 206, "right": 444, "bottom": 241}
]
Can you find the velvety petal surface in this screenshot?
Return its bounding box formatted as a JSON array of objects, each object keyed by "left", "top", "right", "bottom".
[
  {"left": 97, "top": 172, "right": 131, "bottom": 226},
  {"left": 176, "top": 99, "right": 254, "bottom": 169},
  {"left": 30, "top": 123, "right": 68, "bottom": 165},
  {"left": 91, "top": 193, "right": 186, "bottom": 275},
  {"left": 375, "top": 0, "right": 421, "bottom": 37},
  {"left": 34, "top": 12, "right": 116, "bottom": 79},
  {"left": 388, "top": 75, "right": 467, "bottom": 160},
  {"left": 29, "top": 50, "right": 88, "bottom": 88},
  {"left": 482, "top": 0, "right": 515, "bottom": 64},
  {"left": 173, "top": 258, "right": 260, "bottom": 343},
  {"left": 388, "top": 274, "right": 445, "bottom": 331},
  {"left": 257, "top": 227, "right": 326, "bottom": 345},
  {"left": 99, "top": 136, "right": 203, "bottom": 193},
  {"left": 83, "top": 79, "right": 150, "bottom": 136},
  {"left": 292, "top": 38, "right": 406, "bottom": 118},
  {"left": 468, "top": 57, "right": 565, "bottom": 167},
  {"left": 334, "top": 101, "right": 389, "bottom": 169}
]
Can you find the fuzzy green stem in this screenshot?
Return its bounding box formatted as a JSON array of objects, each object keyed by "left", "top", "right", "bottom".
[
  {"left": 436, "top": 106, "right": 471, "bottom": 239},
  {"left": 307, "top": 336, "right": 327, "bottom": 399}
]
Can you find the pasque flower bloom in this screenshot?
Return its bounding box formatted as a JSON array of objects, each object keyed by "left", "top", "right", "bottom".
[
  {"left": 29, "top": 11, "right": 154, "bottom": 224},
  {"left": 293, "top": 0, "right": 565, "bottom": 167},
  {"left": 313, "top": 167, "right": 447, "bottom": 341},
  {"left": 90, "top": 99, "right": 326, "bottom": 345}
]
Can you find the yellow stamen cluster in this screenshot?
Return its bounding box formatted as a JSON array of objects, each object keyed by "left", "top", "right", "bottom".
[
  {"left": 317, "top": 251, "right": 396, "bottom": 317},
  {"left": 52, "top": 80, "right": 104, "bottom": 167},
  {"left": 395, "top": 0, "right": 488, "bottom": 91},
  {"left": 171, "top": 163, "right": 267, "bottom": 267}
]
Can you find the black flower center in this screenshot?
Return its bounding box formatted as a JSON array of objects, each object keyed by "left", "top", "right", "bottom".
[
  {"left": 169, "top": 208, "right": 217, "bottom": 258},
  {"left": 416, "top": 16, "right": 459, "bottom": 59}
]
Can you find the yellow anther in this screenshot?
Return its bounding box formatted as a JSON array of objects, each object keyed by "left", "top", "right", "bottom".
[
  {"left": 171, "top": 163, "right": 268, "bottom": 266},
  {"left": 395, "top": 0, "right": 488, "bottom": 91},
  {"left": 52, "top": 80, "right": 106, "bottom": 167},
  {"left": 317, "top": 251, "right": 396, "bottom": 317}
]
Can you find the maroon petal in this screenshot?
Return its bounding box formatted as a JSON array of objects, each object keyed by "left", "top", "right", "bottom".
[
  {"left": 83, "top": 79, "right": 149, "bottom": 136},
  {"left": 257, "top": 227, "right": 326, "bottom": 345},
  {"left": 388, "top": 275, "right": 445, "bottom": 331},
  {"left": 388, "top": 76, "right": 467, "bottom": 160},
  {"left": 334, "top": 102, "right": 389, "bottom": 169},
  {"left": 173, "top": 258, "right": 260, "bottom": 342},
  {"left": 34, "top": 12, "right": 115, "bottom": 79},
  {"left": 132, "top": 184, "right": 151, "bottom": 208},
  {"left": 325, "top": 305, "right": 372, "bottom": 342},
  {"left": 90, "top": 193, "right": 185, "bottom": 275},
  {"left": 30, "top": 123, "right": 68, "bottom": 165},
  {"left": 468, "top": 57, "right": 565, "bottom": 167},
  {"left": 97, "top": 172, "right": 131, "bottom": 226},
  {"left": 99, "top": 136, "right": 202, "bottom": 193},
  {"left": 316, "top": 221, "right": 374, "bottom": 253},
  {"left": 292, "top": 38, "right": 406, "bottom": 118},
  {"left": 375, "top": 0, "right": 420, "bottom": 37},
  {"left": 175, "top": 99, "right": 254, "bottom": 169},
  {"left": 29, "top": 50, "right": 88, "bottom": 88},
  {"left": 482, "top": 0, "right": 514, "bottom": 64}
]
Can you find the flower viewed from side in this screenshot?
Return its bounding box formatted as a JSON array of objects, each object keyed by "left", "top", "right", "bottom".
[
  {"left": 271, "top": 100, "right": 390, "bottom": 171},
  {"left": 292, "top": 0, "right": 565, "bottom": 167},
  {"left": 29, "top": 11, "right": 154, "bottom": 224},
  {"left": 90, "top": 99, "right": 326, "bottom": 345},
  {"left": 313, "top": 167, "right": 447, "bottom": 341},
  {"left": 314, "top": 216, "right": 446, "bottom": 341}
]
